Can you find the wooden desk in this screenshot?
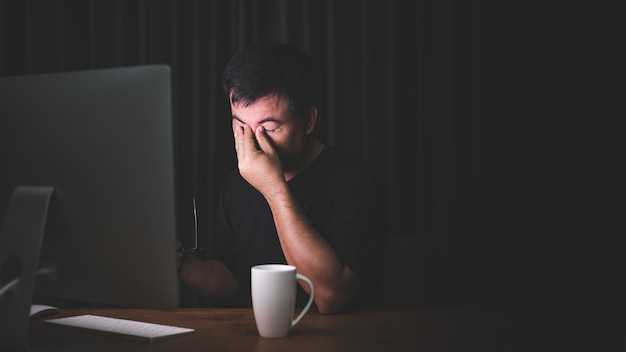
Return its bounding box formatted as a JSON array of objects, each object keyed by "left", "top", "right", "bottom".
[{"left": 27, "top": 306, "right": 626, "bottom": 351}]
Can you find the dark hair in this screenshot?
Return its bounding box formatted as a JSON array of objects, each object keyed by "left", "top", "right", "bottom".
[{"left": 221, "top": 42, "right": 319, "bottom": 118}]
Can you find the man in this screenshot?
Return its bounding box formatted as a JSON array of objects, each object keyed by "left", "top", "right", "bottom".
[{"left": 178, "top": 42, "right": 388, "bottom": 314}]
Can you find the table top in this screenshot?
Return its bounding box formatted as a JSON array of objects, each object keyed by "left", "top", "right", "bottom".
[{"left": 27, "top": 306, "right": 626, "bottom": 351}]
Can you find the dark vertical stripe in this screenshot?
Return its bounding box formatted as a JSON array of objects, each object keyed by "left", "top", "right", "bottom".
[
  {"left": 0, "top": 0, "right": 4, "bottom": 73},
  {"left": 524, "top": 0, "right": 533, "bottom": 306},
  {"left": 58, "top": 0, "right": 65, "bottom": 70},
  {"left": 360, "top": 2, "right": 368, "bottom": 161},
  {"left": 552, "top": 0, "right": 564, "bottom": 304},
  {"left": 586, "top": 0, "right": 596, "bottom": 302},
  {"left": 277, "top": 0, "right": 288, "bottom": 43},
  {"left": 385, "top": 0, "right": 395, "bottom": 238},
  {"left": 301, "top": 0, "right": 310, "bottom": 50},
  {"left": 138, "top": 0, "right": 146, "bottom": 64},
  {"left": 25, "top": 0, "right": 33, "bottom": 72},
  {"left": 415, "top": 0, "right": 426, "bottom": 302},
  {"left": 251, "top": 0, "right": 259, "bottom": 44},
  {"left": 89, "top": 0, "right": 95, "bottom": 67},
  {"left": 236, "top": 0, "right": 245, "bottom": 49},
  {"left": 468, "top": 0, "right": 478, "bottom": 306},
  {"left": 115, "top": 0, "right": 122, "bottom": 65},
  {"left": 192, "top": 0, "right": 200, "bottom": 191},
  {"left": 207, "top": 0, "right": 219, "bottom": 227},
  {"left": 326, "top": 0, "right": 335, "bottom": 144},
  {"left": 170, "top": 0, "right": 178, "bottom": 100}
]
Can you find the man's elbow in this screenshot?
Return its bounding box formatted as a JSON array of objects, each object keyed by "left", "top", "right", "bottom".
[
  {"left": 313, "top": 267, "right": 360, "bottom": 314},
  {"left": 314, "top": 290, "right": 352, "bottom": 315}
]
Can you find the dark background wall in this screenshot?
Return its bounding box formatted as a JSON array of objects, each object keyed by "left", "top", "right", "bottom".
[{"left": 1, "top": 0, "right": 624, "bottom": 307}]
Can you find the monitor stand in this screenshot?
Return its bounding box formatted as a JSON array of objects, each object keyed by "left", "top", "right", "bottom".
[{"left": 0, "top": 186, "right": 54, "bottom": 352}]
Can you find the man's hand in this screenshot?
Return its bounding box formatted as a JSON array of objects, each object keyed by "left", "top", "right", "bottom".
[{"left": 234, "top": 125, "right": 286, "bottom": 196}]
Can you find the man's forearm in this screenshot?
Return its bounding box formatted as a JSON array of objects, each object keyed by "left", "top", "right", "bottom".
[
  {"left": 179, "top": 256, "right": 239, "bottom": 300},
  {"left": 266, "top": 187, "right": 360, "bottom": 314}
]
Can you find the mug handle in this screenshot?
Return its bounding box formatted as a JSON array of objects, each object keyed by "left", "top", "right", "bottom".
[{"left": 292, "top": 273, "right": 315, "bottom": 328}]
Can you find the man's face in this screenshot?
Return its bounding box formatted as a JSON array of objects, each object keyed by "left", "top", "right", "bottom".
[{"left": 230, "top": 94, "right": 307, "bottom": 171}]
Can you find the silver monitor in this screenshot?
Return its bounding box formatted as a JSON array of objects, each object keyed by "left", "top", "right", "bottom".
[{"left": 0, "top": 65, "right": 180, "bottom": 348}]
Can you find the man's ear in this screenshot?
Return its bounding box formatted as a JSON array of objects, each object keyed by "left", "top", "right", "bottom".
[{"left": 304, "top": 107, "right": 318, "bottom": 136}]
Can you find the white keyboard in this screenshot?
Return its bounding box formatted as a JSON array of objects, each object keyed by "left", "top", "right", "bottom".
[{"left": 44, "top": 314, "right": 195, "bottom": 343}]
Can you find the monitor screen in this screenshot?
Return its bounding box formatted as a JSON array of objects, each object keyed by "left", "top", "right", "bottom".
[{"left": 0, "top": 65, "right": 180, "bottom": 312}]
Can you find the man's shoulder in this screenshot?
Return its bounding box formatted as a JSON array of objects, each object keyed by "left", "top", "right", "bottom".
[
  {"left": 319, "top": 145, "right": 378, "bottom": 177},
  {"left": 319, "top": 145, "right": 371, "bottom": 169},
  {"left": 309, "top": 145, "right": 382, "bottom": 189}
]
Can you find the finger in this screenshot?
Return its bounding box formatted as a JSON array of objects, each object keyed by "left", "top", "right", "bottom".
[
  {"left": 254, "top": 126, "right": 272, "bottom": 154},
  {"left": 234, "top": 125, "right": 244, "bottom": 155},
  {"left": 242, "top": 125, "right": 259, "bottom": 153}
]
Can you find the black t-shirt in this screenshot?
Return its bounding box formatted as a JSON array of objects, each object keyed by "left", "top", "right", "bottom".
[{"left": 208, "top": 145, "right": 388, "bottom": 309}]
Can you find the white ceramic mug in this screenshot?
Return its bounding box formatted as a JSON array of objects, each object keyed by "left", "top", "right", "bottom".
[{"left": 251, "top": 264, "right": 315, "bottom": 338}]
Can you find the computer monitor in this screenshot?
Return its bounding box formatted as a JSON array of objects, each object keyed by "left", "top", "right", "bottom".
[{"left": 0, "top": 65, "right": 181, "bottom": 348}]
